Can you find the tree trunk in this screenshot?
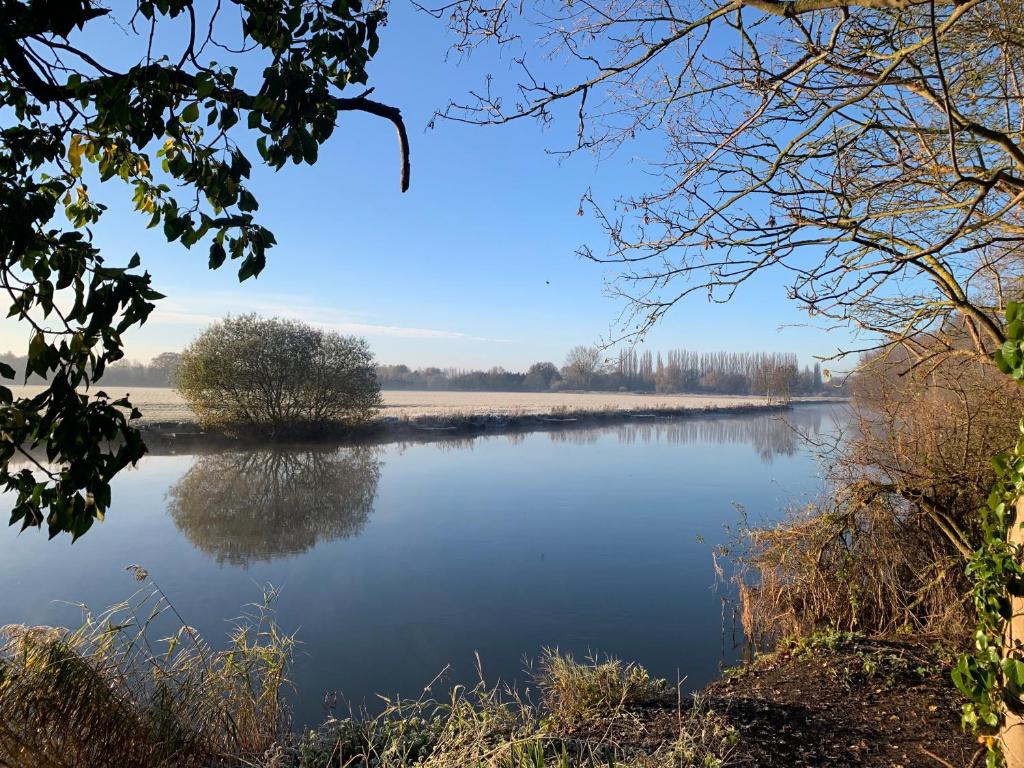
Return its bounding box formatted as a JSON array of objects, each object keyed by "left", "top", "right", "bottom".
[{"left": 1005, "top": 498, "right": 1024, "bottom": 766}]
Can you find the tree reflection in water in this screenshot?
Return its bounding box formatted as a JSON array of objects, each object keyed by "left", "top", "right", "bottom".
[
  {"left": 380, "top": 407, "right": 836, "bottom": 464},
  {"left": 167, "top": 446, "right": 381, "bottom": 566},
  {"left": 546, "top": 407, "right": 832, "bottom": 463}
]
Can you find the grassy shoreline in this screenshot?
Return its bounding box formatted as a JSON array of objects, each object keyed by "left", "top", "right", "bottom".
[
  {"left": 140, "top": 398, "right": 844, "bottom": 449},
  {"left": 0, "top": 586, "right": 973, "bottom": 768}
]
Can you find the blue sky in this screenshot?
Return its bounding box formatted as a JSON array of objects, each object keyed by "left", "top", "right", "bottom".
[{"left": 0, "top": 3, "right": 854, "bottom": 371}]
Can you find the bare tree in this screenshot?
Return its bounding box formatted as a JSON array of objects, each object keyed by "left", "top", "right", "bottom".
[
  {"left": 428, "top": 0, "right": 1024, "bottom": 755},
  {"left": 432, "top": 0, "right": 1024, "bottom": 365},
  {"left": 562, "top": 345, "right": 604, "bottom": 389}
]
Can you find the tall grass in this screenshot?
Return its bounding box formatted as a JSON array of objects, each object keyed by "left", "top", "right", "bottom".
[
  {"left": 0, "top": 580, "right": 737, "bottom": 768},
  {"left": 0, "top": 568, "right": 292, "bottom": 768},
  {"left": 297, "top": 652, "right": 736, "bottom": 768},
  {"left": 532, "top": 650, "right": 669, "bottom": 730}
]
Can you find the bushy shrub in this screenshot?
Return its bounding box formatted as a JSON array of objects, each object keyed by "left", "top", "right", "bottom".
[{"left": 175, "top": 315, "right": 382, "bottom": 437}]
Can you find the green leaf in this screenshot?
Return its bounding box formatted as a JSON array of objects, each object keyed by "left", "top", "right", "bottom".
[
  {"left": 1001, "top": 341, "right": 1021, "bottom": 374},
  {"left": 208, "top": 241, "right": 226, "bottom": 269},
  {"left": 1004, "top": 657, "right": 1024, "bottom": 688},
  {"left": 195, "top": 73, "right": 214, "bottom": 99}
]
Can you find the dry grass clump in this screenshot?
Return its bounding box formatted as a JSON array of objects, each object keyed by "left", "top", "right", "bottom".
[
  {"left": 532, "top": 649, "right": 669, "bottom": 731},
  {"left": 0, "top": 570, "right": 293, "bottom": 768},
  {"left": 296, "top": 672, "right": 735, "bottom": 768},
  {"left": 737, "top": 499, "right": 970, "bottom": 649},
  {"left": 293, "top": 652, "right": 732, "bottom": 768}
]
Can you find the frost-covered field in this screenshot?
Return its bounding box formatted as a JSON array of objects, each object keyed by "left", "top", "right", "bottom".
[
  {"left": 9, "top": 386, "right": 191, "bottom": 422},
  {"left": 8, "top": 386, "right": 785, "bottom": 423},
  {"left": 376, "top": 390, "right": 777, "bottom": 418}
]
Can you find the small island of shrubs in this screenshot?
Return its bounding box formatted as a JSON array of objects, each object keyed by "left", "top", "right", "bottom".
[{"left": 175, "top": 315, "right": 382, "bottom": 439}]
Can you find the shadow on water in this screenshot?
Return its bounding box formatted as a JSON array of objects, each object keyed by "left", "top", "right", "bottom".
[{"left": 166, "top": 446, "right": 381, "bottom": 566}]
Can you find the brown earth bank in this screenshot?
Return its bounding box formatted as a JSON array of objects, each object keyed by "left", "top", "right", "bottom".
[{"left": 611, "top": 635, "right": 978, "bottom": 768}]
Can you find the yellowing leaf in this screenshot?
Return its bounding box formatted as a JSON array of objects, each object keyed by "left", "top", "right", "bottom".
[{"left": 68, "top": 134, "right": 83, "bottom": 177}]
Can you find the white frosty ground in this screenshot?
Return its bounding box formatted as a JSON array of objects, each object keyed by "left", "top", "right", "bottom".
[{"left": 7, "top": 386, "right": 797, "bottom": 423}]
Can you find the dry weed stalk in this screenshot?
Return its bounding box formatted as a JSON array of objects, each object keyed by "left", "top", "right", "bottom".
[{"left": 0, "top": 570, "right": 293, "bottom": 768}]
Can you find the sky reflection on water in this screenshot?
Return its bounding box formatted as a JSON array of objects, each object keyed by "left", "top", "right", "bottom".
[{"left": 0, "top": 404, "right": 844, "bottom": 726}]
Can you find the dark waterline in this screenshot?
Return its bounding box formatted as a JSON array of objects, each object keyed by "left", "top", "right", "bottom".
[{"left": 0, "top": 404, "right": 845, "bottom": 726}]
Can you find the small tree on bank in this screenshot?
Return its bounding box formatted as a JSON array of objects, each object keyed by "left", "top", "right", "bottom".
[{"left": 176, "top": 316, "right": 381, "bottom": 437}]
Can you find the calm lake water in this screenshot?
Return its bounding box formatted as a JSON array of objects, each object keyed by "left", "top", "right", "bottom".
[{"left": 0, "top": 404, "right": 844, "bottom": 726}]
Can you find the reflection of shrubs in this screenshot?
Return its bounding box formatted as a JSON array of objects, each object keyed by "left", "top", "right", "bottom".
[
  {"left": 175, "top": 315, "right": 382, "bottom": 437},
  {"left": 167, "top": 447, "right": 381, "bottom": 566}
]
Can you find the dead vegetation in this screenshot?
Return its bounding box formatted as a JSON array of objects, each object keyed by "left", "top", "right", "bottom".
[
  {"left": 0, "top": 571, "right": 292, "bottom": 768},
  {"left": 297, "top": 657, "right": 735, "bottom": 768},
  {"left": 737, "top": 347, "right": 1024, "bottom": 647}
]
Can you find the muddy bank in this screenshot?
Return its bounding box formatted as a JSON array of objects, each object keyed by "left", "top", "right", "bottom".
[
  {"left": 138, "top": 399, "right": 843, "bottom": 451},
  {"left": 580, "top": 635, "right": 974, "bottom": 768},
  {"left": 706, "top": 636, "right": 975, "bottom": 768}
]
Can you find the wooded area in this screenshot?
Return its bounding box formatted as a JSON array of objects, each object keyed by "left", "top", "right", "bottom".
[{"left": 377, "top": 348, "right": 832, "bottom": 397}]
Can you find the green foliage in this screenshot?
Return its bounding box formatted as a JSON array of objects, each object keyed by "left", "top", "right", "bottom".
[
  {"left": 783, "top": 630, "right": 950, "bottom": 689},
  {"left": 0, "top": 0, "right": 405, "bottom": 538},
  {"left": 786, "top": 629, "right": 863, "bottom": 657},
  {"left": 175, "top": 315, "right": 382, "bottom": 436},
  {"left": 995, "top": 302, "right": 1024, "bottom": 379},
  {"left": 297, "top": 713, "right": 444, "bottom": 767},
  {"left": 956, "top": 301, "right": 1024, "bottom": 767}
]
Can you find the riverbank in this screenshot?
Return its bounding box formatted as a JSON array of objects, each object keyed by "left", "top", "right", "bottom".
[
  {"left": 136, "top": 395, "right": 843, "bottom": 448},
  {"left": 7, "top": 386, "right": 837, "bottom": 424},
  {"left": 5, "top": 384, "right": 843, "bottom": 447},
  {"left": 707, "top": 633, "right": 974, "bottom": 767},
  {"left": 1, "top": 617, "right": 973, "bottom": 768},
  {"left": 291, "top": 633, "right": 974, "bottom": 768}
]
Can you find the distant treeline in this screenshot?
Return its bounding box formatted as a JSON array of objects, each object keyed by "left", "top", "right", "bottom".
[
  {"left": 378, "top": 347, "right": 840, "bottom": 397},
  {"left": 2, "top": 345, "right": 839, "bottom": 399},
  {"left": 0, "top": 352, "right": 182, "bottom": 387}
]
